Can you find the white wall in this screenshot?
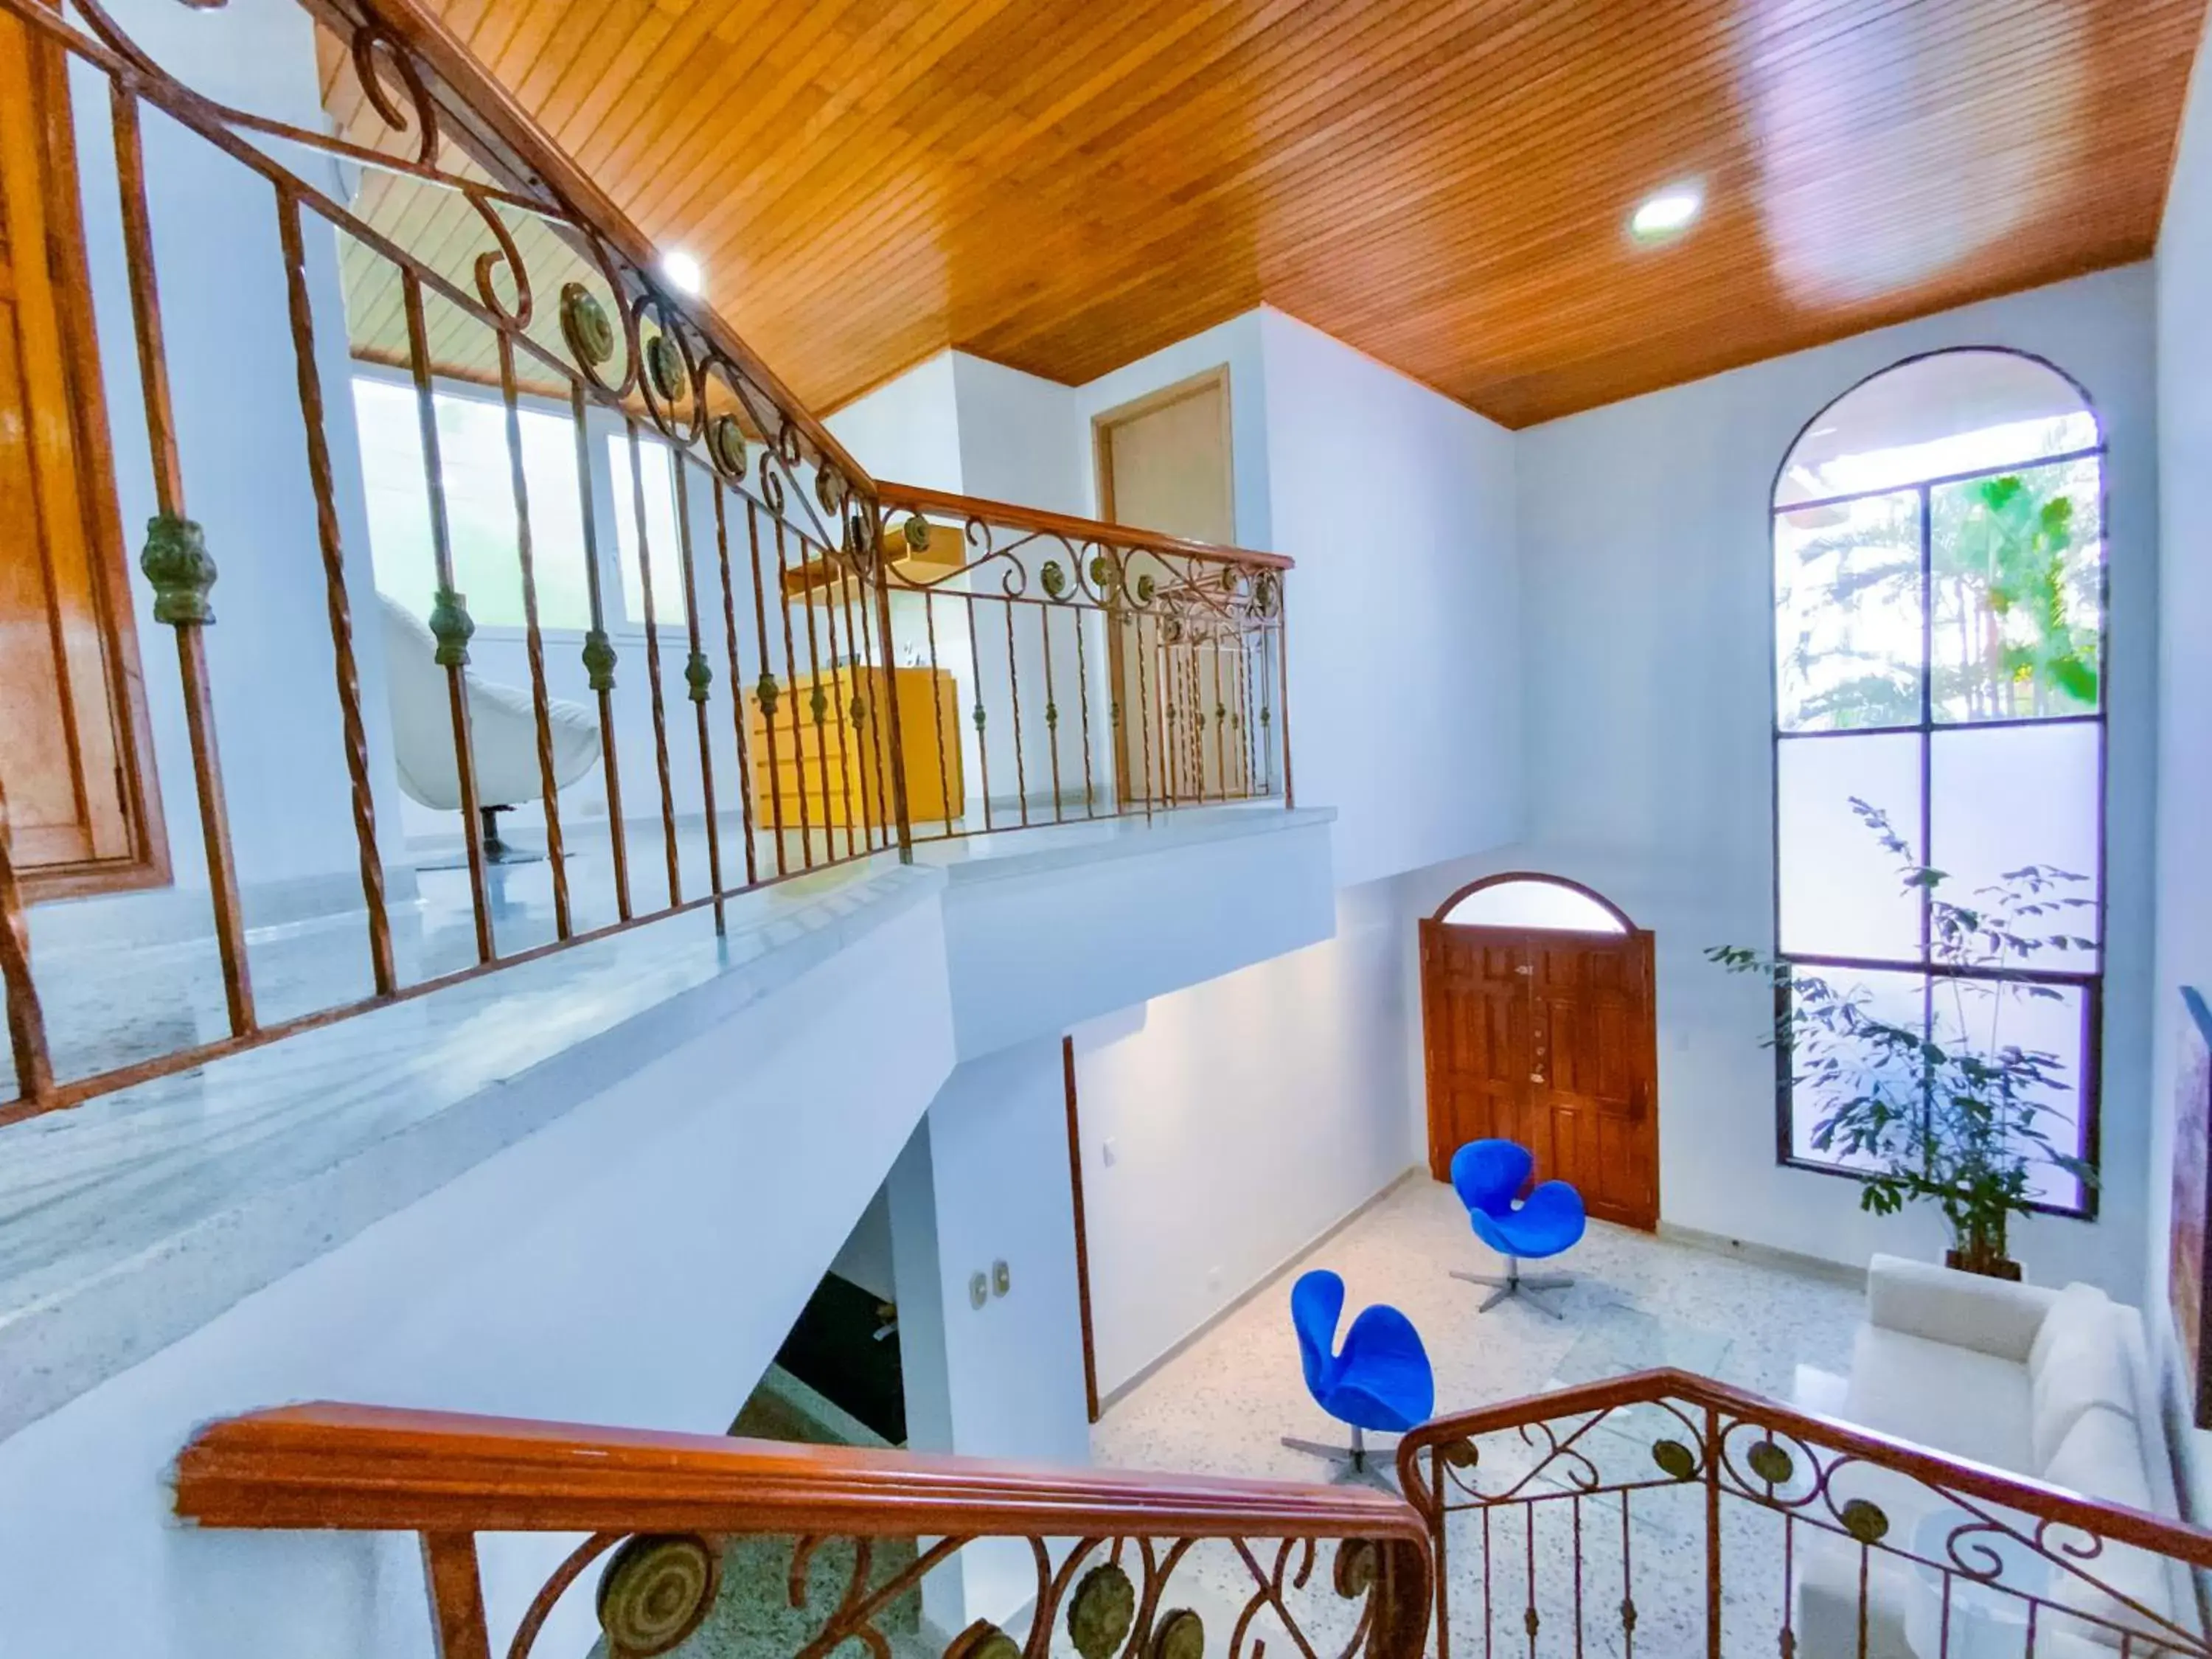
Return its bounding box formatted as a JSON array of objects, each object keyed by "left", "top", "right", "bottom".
[
  {"left": 825, "top": 351, "right": 964, "bottom": 493},
  {"left": 1500, "top": 265, "right": 2159, "bottom": 1296},
  {"left": 2149, "top": 7, "right": 2212, "bottom": 1518},
  {"left": 1256, "top": 310, "right": 1522, "bottom": 888},
  {"left": 890, "top": 1039, "right": 1091, "bottom": 1629},
  {"left": 1071, "top": 875, "right": 1422, "bottom": 1396},
  {"left": 0, "top": 893, "right": 959, "bottom": 1658}
]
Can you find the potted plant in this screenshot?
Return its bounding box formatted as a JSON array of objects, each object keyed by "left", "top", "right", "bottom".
[{"left": 1710, "top": 801, "right": 2097, "bottom": 1279}]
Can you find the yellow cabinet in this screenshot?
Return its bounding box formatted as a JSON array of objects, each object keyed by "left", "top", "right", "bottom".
[{"left": 749, "top": 665, "right": 963, "bottom": 830}]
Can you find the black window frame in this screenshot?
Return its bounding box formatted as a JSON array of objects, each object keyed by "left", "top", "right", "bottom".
[{"left": 1766, "top": 347, "right": 2110, "bottom": 1220}]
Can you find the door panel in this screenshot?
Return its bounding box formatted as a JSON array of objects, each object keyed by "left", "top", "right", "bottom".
[
  {"left": 1420, "top": 920, "right": 1529, "bottom": 1178},
  {"left": 0, "top": 8, "right": 159, "bottom": 893},
  {"left": 1093, "top": 369, "right": 1234, "bottom": 805},
  {"left": 1421, "top": 917, "right": 1659, "bottom": 1230}
]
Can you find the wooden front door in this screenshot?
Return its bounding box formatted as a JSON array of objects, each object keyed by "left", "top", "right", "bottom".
[
  {"left": 0, "top": 5, "right": 161, "bottom": 895},
  {"left": 1421, "top": 918, "right": 1659, "bottom": 1230}
]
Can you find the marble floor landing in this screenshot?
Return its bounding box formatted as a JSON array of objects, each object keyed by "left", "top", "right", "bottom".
[
  {"left": 7, "top": 798, "right": 1287, "bottom": 1099},
  {"left": 1091, "top": 1177, "right": 1865, "bottom": 1659}
]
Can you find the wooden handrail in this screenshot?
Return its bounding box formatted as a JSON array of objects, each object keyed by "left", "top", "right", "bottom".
[
  {"left": 877, "top": 481, "right": 1296, "bottom": 571},
  {"left": 1395, "top": 1366, "right": 2212, "bottom": 1568},
  {"left": 177, "top": 1402, "right": 1426, "bottom": 1543}
]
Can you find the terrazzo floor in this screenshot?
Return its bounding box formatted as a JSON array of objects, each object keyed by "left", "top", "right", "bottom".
[{"left": 1090, "top": 1176, "right": 1868, "bottom": 1659}]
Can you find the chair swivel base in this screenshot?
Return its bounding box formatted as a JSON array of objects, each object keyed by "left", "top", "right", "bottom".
[
  {"left": 1453, "top": 1257, "right": 1572, "bottom": 1318},
  {"left": 1281, "top": 1425, "right": 1399, "bottom": 1489}
]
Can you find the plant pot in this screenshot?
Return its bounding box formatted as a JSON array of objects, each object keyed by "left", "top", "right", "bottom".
[{"left": 1945, "top": 1248, "right": 2022, "bottom": 1281}]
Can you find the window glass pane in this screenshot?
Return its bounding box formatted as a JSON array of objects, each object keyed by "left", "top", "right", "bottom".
[
  {"left": 1929, "top": 723, "right": 2100, "bottom": 968},
  {"left": 1787, "top": 967, "right": 1926, "bottom": 1170},
  {"left": 1775, "top": 350, "right": 2096, "bottom": 506},
  {"left": 1776, "top": 732, "right": 1921, "bottom": 961},
  {"left": 1775, "top": 488, "right": 1921, "bottom": 731},
  {"left": 1927, "top": 976, "right": 2090, "bottom": 1211},
  {"left": 1929, "top": 456, "right": 2102, "bottom": 723},
  {"left": 608, "top": 434, "right": 688, "bottom": 627},
  {"left": 1441, "top": 880, "right": 1626, "bottom": 933},
  {"left": 353, "top": 378, "right": 592, "bottom": 630},
  {"left": 356, "top": 378, "right": 436, "bottom": 612}
]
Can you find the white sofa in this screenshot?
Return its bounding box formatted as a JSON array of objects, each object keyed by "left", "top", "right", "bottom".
[{"left": 1795, "top": 1254, "right": 2197, "bottom": 1658}]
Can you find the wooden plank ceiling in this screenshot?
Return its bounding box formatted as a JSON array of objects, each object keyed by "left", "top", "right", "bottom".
[{"left": 349, "top": 0, "right": 2208, "bottom": 429}]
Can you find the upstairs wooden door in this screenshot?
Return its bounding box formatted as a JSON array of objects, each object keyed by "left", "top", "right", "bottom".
[
  {"left": 1420, "top": 882, "right": 1658, "bottom": 1230},
  {"left": 1092, "top": 368, "right": 1235, "bottom": 805},
  {"left": 0, "top": 5, "right": 161, "bottom": 895}
]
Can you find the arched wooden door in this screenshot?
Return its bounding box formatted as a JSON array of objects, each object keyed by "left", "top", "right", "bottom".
[{"left": 1419, "top": 874, "right": 1659, "bottom": 1231}]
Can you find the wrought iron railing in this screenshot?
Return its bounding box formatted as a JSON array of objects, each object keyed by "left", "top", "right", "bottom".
[
  {"left": 871, "top": 485, "right": 1294, "bottom": 839},
  {"left": 174, "top": 1401, "right": 1427, "bottom": 1659},
  {"left": 0, "top": 0, "right": 1292, "bottom": 1125},
  {"left": 1397, "top": 1368, "right": 2212, "bottom": 1659}
]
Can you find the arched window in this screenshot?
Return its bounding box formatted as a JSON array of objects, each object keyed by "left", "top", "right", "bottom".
[
  {"left": 1771, "top": 348, "right": 2104, "bottom": 1213},
  {"left": 1435, "top": 874, "right": 1631, "bottom": 934}
]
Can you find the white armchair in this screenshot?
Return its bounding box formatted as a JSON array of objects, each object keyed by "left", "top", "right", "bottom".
[{"left": 378, "top": 593, "right": 600, "bottom": 862}]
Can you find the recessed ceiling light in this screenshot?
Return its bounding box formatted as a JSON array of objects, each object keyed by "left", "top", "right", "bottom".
[
  {"left": 1629, "top": 185, "right": 1703, "bottom": 243},
  {"left": 662, "top": 250, "right": 703, "bottom": 295}
]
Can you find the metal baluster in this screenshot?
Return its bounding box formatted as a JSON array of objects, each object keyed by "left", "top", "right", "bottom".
[
  {"left": 965, "top": 588, "right": 992, "bottom": 832},
  {"left": 862, "top": 509, "right": 914, "bottom": 859},
  {"left": 922, "top": 588, "right": 952, "bottom": 838},
  {"left": 671, "top": 460, "right": 723, "bottom": 925},
  {"left": 1209, "top": 621, "right": 1228, "bottom": 801},
  {"left": 570, "top": 383, "right": 628, "bottom": 921},
  {"left": 0, "top": 785, "right": 52, "bottom": 1105},
  {"left": 1525, "top": 1500, "right": 1539, "bottom": 1657},
  {"left": 831, "top": 522, "right": 874, "bottom": 851},
  {"left": 113, "top": 88, "right": 255, "bottom": 1030},
  {"left": 1004, "top": 602, "right": 1029, "bottom": 826},
  {"left": 420, "top": 1532, "right": 492, "bottom": 1659},
  {"left": 1573, "top": 1492, "right": 1585, "bottom": 1659},
  {"left": 493, "top": 333, "right": 571, "bottom": 941},
  {"left": 743, "top": 498, "right": 788, "bottom": 877},
  {"left": 711, "top": 483, "right": 759, "bottom": 888},
  {"left": 1706, "top": 1405, "right": 1723, "bottom": 1659},
  {"left": 402, "top": 272, "right": 493, "bottom": 964},
  {"left": 793, "top": 527, "right": 838, "bottom": 862},
  {"left": 1073, "top": 599, "right": 1096, "bottom": 817},
  {"left": 866, "top": 508, "right": 914, "bottom": 860},
  {"left": 275, "top": 189, "right": 393, "bottom": 991},
  {"left": 1621, "top": 1492, "right": 1635, "bottom": 1659},
  {"left": 1132, "top": 610, "right": 1155, "bottom": 821},
  {"left": 817, "top": 535, "right": 858, "bottom": 859},
  {"left": 774, "top": 517, "right": 818, "bottom": 868},
  {"left": 1040, "top": 602, "right": 1064, "bottom": 822},
  {"left": 1430, "top": 1455, "right": 1450, "bottom": 1659},
  {"left": 1483, "top": 1503, "right": 1495, "bottom": 1659},
  {"left": 624, "top": 420, "right": 681, "bottom": 908}
]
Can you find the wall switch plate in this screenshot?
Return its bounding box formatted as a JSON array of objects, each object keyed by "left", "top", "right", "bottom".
[
  {"left": 968, "top": 1271, "right": 989, "bottom": 1310},
  {"left": 992, "top": 1259, "right": 1012, "bottom": 1297},
  {"left": 1101, "top": 1138, "right": 1117, "bottom": 1167}
]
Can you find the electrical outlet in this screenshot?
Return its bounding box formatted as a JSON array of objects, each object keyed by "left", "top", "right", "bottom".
[
  {"left": 992, "top": 1259, "right": 1012, "bottom": 1296},
  {"left": 968, "top": 1271, "right": 989, "bottom": 1310}
]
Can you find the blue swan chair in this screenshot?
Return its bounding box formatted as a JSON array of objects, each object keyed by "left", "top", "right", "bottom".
[
  {"left": 1282, "top": 1269, "right": 1434, "bottom": 1484},
  {"left": 1450, "top": 1139, "right": 1585, "bottom": 1318}
]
